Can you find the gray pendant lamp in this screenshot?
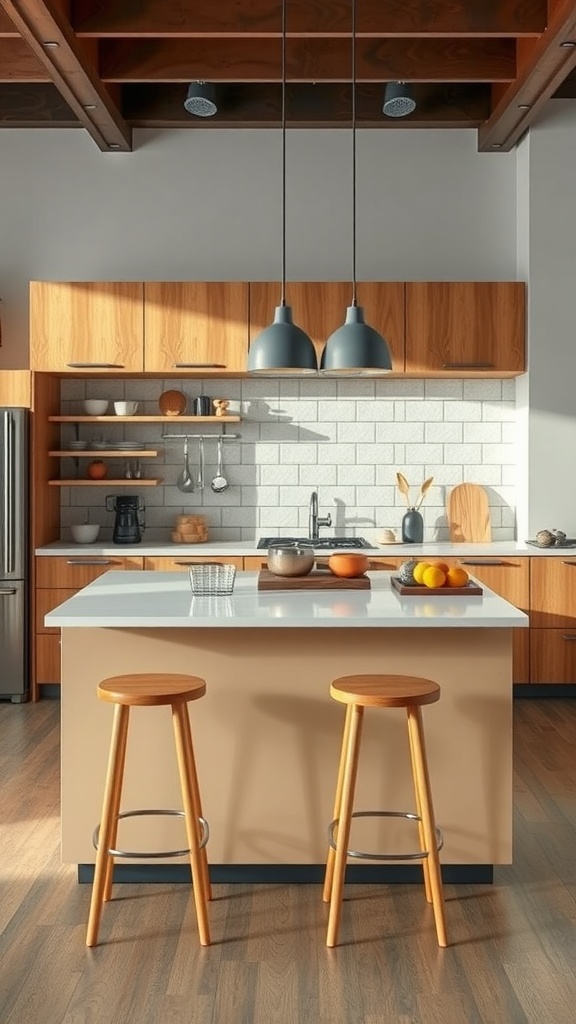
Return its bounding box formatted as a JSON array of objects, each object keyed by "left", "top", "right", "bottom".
[
  {"left": 320, "top": 0, "right": 393, "bottom": 376},
  {"left": 247, "top": 0, "right": 317, "bottom": 374}
]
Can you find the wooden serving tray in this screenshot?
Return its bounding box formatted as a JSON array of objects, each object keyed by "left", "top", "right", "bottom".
[
  {"left": 390, "top": 576, "right": 482, "bottom": 597},
  {"left": 258, "top": 569, "right": 371, "bottom": 591}
]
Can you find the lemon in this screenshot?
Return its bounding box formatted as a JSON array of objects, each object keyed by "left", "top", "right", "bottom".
[
  {"left": 422, "top": 565, "right": 447, "bottom": 589},
  {"left": 412, "top": 561, "right": 430, "bottom": 585}
]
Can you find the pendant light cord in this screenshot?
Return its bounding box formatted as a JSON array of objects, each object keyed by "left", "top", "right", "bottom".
[
  {"left": 351, "top": 0, "right": 357, "bottom": 307},
  {"left": 280, "top": 0, "right": 287, "bottom": 307}
]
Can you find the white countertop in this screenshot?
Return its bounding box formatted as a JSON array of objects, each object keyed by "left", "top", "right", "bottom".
[
  {"left": 35, "top": 539, "right": 576, "bottom": 557},
  {"left": 45, "top": 570, "right": 529, "bottom": 629}
]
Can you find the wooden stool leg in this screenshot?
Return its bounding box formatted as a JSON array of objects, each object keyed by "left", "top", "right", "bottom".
[
  {"left": 172, "top": 703, "right": 211, "bottom": 946},
  {"left": 323, "top": 704, "right": 353, "bottom": 903},
  {"left": 103, "top": 708, "right": 130, "bottom": 903},
  {"left": 406, "top": 707, "right": 432, "bottom": 904},
  {"left": 407, "top": 706, "right": 448, "bottom": 948},
  {"left": 86, "top": 704, "right": 130, "bottom": 947},
  {"left": 326, "top": 705, "right": 364, "bottom": 948}
]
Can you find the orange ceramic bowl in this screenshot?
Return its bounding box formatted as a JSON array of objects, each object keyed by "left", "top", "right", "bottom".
[{"left": 328, "top": 553, "right": 370, "bottom": 578}]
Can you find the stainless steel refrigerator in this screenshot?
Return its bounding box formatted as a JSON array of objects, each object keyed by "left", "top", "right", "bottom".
[{"left": 0, "top": 408, "right": 28, "bottom": 702}]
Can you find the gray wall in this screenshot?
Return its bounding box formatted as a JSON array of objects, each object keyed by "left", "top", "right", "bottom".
[{"left": 0, "top": 127, "right": 517, "bottom": 368}]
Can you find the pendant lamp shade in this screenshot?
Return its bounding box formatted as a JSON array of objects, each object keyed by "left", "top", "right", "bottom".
[
  {"left": 247, "top": 0, "right": 317, "bottom": 375},
  {"left": 247, "top": 304, "right": 318, "bottom": 373},
  {"left": 320, "top": 0, "right": 393, "bottom": 376}
]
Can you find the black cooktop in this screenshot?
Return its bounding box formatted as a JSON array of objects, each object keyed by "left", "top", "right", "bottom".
[{"left": 258, "top": 536, "right": 372, "bottom": 550}]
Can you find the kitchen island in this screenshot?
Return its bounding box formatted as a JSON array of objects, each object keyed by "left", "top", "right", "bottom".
[{"left": 47, "top": 570, "right": 528, "bottom": 883}]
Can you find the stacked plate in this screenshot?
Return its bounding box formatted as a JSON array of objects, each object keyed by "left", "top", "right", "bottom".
[
  {"left": 68, "top": 440, "right": 88, "bottom": 450},
  {"left": 110, "top": 441, "right": 147, "bottom": 450}
]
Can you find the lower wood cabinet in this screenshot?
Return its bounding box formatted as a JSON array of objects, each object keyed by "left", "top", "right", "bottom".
[
  {"left": 530, "top": 629, "right": 576, "bottom": 685},
  {"left": 33, "top": 555, "right": 144, "bottom": 698}
]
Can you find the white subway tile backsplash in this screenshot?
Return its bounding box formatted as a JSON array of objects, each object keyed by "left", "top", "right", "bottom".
[{"left": 61, "top": 377, "right": 520, "bottom": 542}]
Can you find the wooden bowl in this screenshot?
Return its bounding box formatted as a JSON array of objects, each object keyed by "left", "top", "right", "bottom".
[{"left": 159, "top": 389, "right": 187, "bottom": 416}]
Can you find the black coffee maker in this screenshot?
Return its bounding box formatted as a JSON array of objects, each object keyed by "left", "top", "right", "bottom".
[{"left": 106, "top": 495, "right": 146, "bottom": 544}]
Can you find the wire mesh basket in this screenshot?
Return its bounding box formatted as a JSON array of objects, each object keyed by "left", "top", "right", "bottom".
[{"left": 188, "top": 562, "right": 236, "bottom": 596}]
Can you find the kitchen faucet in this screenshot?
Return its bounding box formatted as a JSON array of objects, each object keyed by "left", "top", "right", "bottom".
[{"left": 309, "top": 491, "right": 332, "bottom": 540}]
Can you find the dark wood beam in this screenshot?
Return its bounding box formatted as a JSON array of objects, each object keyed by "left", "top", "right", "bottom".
[
  {"left": 73, "top": 0, "right": 546, "bottom": 39},
  {"left": 478, "top": 0, "right": 576, "bottom": 151},
  {"left": 2, "top": 0, "right": 132, "bottom": 150},
  {"left": 100, "top": 38, "right": 516, "bottom": 84}
]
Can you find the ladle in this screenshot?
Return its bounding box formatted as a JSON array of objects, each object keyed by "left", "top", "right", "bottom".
[
  {"left": 197, "top": 437, "right": 205, "bottom": 491},
  {"left": 176, "top": 437, "right": 195, "bottom": 493},
  {"left": 211, "top": 436, "right": 229, "bottom": 493}
]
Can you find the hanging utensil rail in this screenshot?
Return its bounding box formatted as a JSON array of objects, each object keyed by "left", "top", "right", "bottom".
[{"left": 161, "top": 433, "right": 240, "bottom": 441}]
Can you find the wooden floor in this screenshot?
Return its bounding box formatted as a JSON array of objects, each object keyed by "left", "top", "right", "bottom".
[{"left": 1, "top": 699, "right": 575, "bottom": 1024}]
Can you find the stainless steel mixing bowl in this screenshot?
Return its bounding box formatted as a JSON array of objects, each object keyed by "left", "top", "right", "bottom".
[{"left": 267, "top": 544, "right": 315, "bottom": 577}]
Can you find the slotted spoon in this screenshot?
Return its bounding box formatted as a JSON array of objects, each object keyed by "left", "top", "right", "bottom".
[{"left": 211, "top": 436, "right": 229, "bottom": 493}]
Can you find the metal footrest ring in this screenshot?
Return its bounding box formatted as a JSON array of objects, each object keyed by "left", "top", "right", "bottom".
[
  {"left": 92, "top": 808, "right": 210, "bottom": 859},
  {"left": 328, "top": 810, "right": 443, "bottom": 862}
]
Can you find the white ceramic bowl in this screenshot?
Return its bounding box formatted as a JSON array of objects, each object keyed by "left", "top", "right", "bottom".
[
  {"left": 70, "top": 524, "right": 100, "bottom": 544},
  {"left": 83, "top": 399, "right": 109, "bottom": 416},
  {"left": 114, "top": 401, "right": 139, "bottom": 416}
]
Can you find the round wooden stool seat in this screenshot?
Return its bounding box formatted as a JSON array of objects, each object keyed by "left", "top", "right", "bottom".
[
  {"left": 86, "top": 671, "right": 211, "bottom": 949},
  {"left": 330, "top": 674, "right": 440, "bottom": 709},
  {"left": 323, "top": 672, "right": 448, "bottom": 949},
  {"left": 98, "top": 673, "right": 206, "bottom": 707}
]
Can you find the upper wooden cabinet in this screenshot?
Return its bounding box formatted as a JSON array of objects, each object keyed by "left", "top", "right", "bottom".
[
  {"left": 30, "top": 282, "right": 144, "bottom": 372},
  {"left": 405, "top": 282, "right": 525, "bottom": 376},
  {"left": 144, "top": 282, "right": 249, "bottom": 373},
  {"left": 249, "top": 282, "right": 406, "bottom": 372}
]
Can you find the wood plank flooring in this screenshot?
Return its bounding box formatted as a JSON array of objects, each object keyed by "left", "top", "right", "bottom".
[{"left": 1, "top": 698, "right": 575, "bottom": 1024}]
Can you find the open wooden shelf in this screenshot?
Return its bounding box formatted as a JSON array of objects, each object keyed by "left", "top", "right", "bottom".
[
  {"left": 49, "top": 450, "right": 159, "bottom": 457},
  {"left": 48, "top": 478, "right": 163, "bottom": 487},
  {"left": 49, "top": 415, "right": 240, "bottom": 423}
]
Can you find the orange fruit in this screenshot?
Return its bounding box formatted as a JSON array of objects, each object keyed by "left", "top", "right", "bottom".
[
  {"left": 412, "top": 562, "right": 430, "bottom": 585},
  {"left": 328, "top": 553, "right": 369, "bottom": 578},
  {"left": 430, "top": 560, "right": 449, "bottom": 574},
  {"left": 446, "top": 566, "right": 469, "bottom": 588},
  {"left": 422, "top": 566, "right": 447, "bottom": 589}
]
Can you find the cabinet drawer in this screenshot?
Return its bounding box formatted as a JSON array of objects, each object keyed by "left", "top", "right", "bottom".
[
  {"left": 36, "top": 635, "right": 61, "bottom": 686},
  {"left": 36, "top": 589, "right": 76, "bottom": 633},
  {"left": 531, "top": 629, "right": 576, "bottom": 684},
  {"left": 36, "top": 556, "right": 144, "bottom": 588},
  {"left": 144, "top": 556, "right": 244, "bottom": 571},
  {"left": 530, "top": 557, "right": 576, "bottom": 627}
]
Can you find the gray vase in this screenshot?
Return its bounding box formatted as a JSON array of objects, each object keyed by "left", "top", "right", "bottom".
[{"left": 402, "top": 508, "right": 424, "bottom": 543}]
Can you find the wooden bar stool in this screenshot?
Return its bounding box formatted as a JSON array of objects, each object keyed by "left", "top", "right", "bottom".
[
  {"left": 86, "top": 673, "right": 211, "bottom": 947},
  {"left": 323, "top": 674, "right": 448, "bottom": 948}
]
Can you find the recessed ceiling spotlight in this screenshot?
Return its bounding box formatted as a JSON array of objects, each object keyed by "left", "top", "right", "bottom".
[
  {"left": 492, "top": 143, "right": 503, "bottom": 149},
  {"left": 518, "top": 104, "right": 532, "bottom": 110},
  {"left": 560, "top": 40, "right": 576, "bottom": 47},
  {"left": 184, "top": 82, "right": 218, "bottom": 117},
  {"left": 83, "top": 104, "right": 97, "bottom": 110},
  {"left": 383, "top": 82, "right": 416, "bottom": 118},
  {"left": 42, "top": 41, "right": 59, "bottom": 48},
  {"left": 108, "top": 143, "right": 121, "bottom": 149}
]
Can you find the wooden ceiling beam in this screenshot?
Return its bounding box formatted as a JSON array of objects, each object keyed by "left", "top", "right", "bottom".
[
  {"left": 100, "top": 38, "right": 516, "bottom": 84},
  {"left": 478, "top": 0, "right": 576, "bottom": 151},
  {"left": 2, "top": 0, "right": 132, "bottom": 150},
  {"left": 73, "top": 0, "right": 546, "bottom": 39}
]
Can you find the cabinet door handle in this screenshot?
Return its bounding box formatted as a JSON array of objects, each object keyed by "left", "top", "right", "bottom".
[
  {"left": 561, "top": 561, "right": 576, "bottom": 566},
  {"left": 172, "top": 363, "right": 226, "bottom": 369},
  {"left": 441, "top": 362, "right": 495, "bottom": 369},
  {"left": 66, "top": 362, "right": 125, "bottom": 368},
  {"left": 460, "top": 559, "right": 507, "bottom": 566},
  {"left": 0, "top": 588, "right": 17, "bottom": 596},
  {"left": 65, "top": 558, "right": 113, "bottom": 565},
  {"left": 562, "top": 635, "right": 576, "bottom": 641},
  {"left": 173, "top": 560, "right": 201, "bottom": 566}
]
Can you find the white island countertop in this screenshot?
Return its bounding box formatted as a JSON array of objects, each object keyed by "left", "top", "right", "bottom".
[{"left": 45, "top": 570, "right": 529, "bottom": 629}]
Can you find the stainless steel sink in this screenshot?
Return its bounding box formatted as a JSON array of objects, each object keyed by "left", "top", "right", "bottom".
[{"left": 258, "top": 536, "right": 374, "bottom": 550}]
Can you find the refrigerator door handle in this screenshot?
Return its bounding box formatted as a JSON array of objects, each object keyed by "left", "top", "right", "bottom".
[
  {"left": 2, "top": 410, "right": 15, "bottom": 575},
  {"left": 0, "top": 588, "right": 17, "bottom": 596}
]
